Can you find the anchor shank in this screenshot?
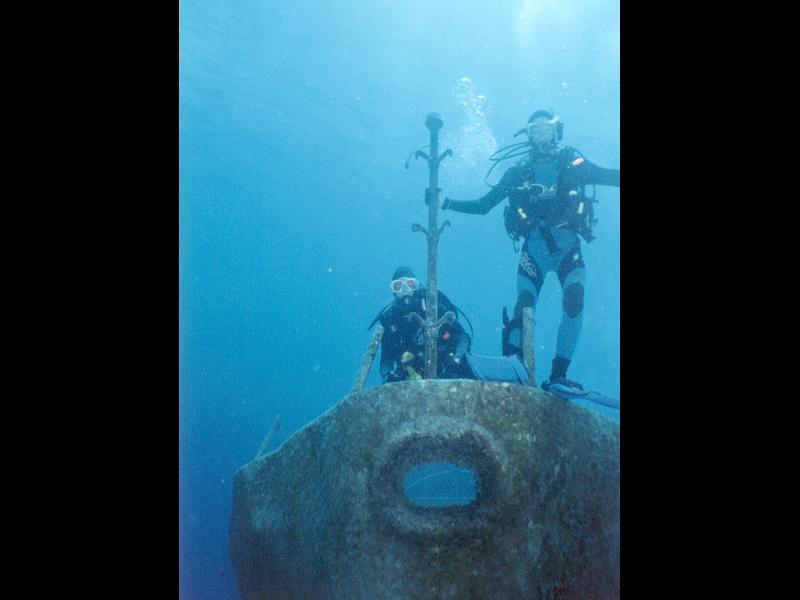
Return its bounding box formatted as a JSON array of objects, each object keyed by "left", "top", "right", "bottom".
[{"left": 423, "top": 113, "right": 445, "bottom": 378}]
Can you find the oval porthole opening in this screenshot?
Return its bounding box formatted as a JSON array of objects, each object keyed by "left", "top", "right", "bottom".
[{"left": 403, "top": 462, "right": 477, "bottom": 508}]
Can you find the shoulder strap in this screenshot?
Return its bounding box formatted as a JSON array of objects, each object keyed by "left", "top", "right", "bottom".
[
  {"left": 437, "top": 291, "right": 474, "bottom": 340},
  {"left": 556, "top": 145, "right": 577, "bottom": 172},
  {"left": 368, "top": 301, "right": 396, "bottom": 330}
]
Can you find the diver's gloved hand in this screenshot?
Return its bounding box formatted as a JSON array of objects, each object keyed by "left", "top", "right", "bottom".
[
  {"left": 441, "top": 352, "right": 463, "bottom": 377},
  {"left": 424, "top": 187, "right": 442, "bottom": 207},
  {"left": 385, "top": 369, "right": 403, "bottom": 383}
]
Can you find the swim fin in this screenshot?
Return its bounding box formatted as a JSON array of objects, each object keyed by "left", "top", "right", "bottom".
[{"left": 544, "top": 383, "right": 620, "bottom": 410}]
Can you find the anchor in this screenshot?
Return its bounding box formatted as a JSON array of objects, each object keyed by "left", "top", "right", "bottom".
[{"left": 404, "top": 112, "right": 455, "bottom": 379}]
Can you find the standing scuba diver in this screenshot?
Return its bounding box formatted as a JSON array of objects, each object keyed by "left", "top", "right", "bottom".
[{"left": 427, "top": 110, "right": 620, "bottom": 391}]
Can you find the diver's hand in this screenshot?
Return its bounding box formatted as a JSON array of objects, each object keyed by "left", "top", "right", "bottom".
[
  {"left": 424, "top": 187, "right": 442, "bottom": 207},
  {"left": 385, "top": 369, "right": 403, "bottom": 383},
  {"left": 441, "top": 353, "right": 462, "bottom": 377}
]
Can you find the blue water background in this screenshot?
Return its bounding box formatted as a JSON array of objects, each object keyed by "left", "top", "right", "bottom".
[{"left": 179, "top": 1, "right": 620, "bottom": 597}]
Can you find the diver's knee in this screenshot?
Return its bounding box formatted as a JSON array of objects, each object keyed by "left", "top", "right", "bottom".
[{"left": 563, "top": 283, "right": 584, "bottom": 318}]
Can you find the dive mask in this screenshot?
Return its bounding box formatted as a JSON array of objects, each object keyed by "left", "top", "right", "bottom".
[
  {"left": 527, "top": 117, "right": 558, "bottom": 145},
  {"left": 391, "top": 277, "right": 419, "bottom": 297}
]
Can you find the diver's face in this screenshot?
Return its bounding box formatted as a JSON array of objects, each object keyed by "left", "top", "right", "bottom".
[
  {"left": 527, "top": 117, "right": 556, "bottom": 148},
  {"left": 391, "top": 277, "right": 419, "bottom": 304}
]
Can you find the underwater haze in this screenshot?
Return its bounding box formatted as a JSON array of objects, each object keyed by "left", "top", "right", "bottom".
[{"left": 179, "top": 0, "right": 620, "bottom": 598}]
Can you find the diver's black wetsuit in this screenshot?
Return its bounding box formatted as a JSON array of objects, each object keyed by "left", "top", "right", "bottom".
[
  {"left": 444, "top": 146, "right": 619, "bottom": 216},
  {"left": 374, "top": 288, "right": 472, "bottom": 382},
  {"left": 443, "top": 145, "right": 619, "bottom": 381}
]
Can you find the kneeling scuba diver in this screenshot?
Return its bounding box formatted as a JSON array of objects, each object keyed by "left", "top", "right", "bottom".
[
  {"left": 426, "top": 110, "right": 620, "bottom": 391},
  {"left": 368, "top": 267, "right": 472, "bottom": 382}
]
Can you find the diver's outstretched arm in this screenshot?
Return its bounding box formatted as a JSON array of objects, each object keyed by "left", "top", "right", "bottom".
[
  {"left": 434, "top": 165, "right": 519, "bottom": 215},
  {"left": 578, "top": 160, "right": 620, "bottom": 188},
  {"left": 442, "top": 190, "right": 505, "bottom": 214}
]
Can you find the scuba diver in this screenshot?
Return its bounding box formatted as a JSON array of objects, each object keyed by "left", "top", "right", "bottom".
[
  {"left": 369, "top": 267, "right": 473, "bottom": 382},
  {"left": 426, "top": 110, "right": 620, "bottom": 391}
]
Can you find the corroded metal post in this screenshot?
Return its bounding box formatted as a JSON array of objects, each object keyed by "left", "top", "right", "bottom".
[
  {"left": 522, "top": 307, "right": 535, "bottom": 387},
  {"left": 411, "top": 113, "right": 454, "bottom": 378},
  {"left": 351, "top": 326, "right": 384, "bottom": 393}
]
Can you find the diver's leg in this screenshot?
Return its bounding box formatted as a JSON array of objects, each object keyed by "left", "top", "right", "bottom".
[
  {"left": 549, "top": 241, "right": 586, "bottom": 388},
  {"left": 503, "top": 240, "right": 546, "bottom": 357}
]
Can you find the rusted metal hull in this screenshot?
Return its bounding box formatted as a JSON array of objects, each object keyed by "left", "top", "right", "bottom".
[{"left": 230, "top": 379, "right": 619, "bottom": 599}]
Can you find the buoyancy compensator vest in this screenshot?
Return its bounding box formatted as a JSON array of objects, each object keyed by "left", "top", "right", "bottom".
[{"left": 502, "top": 146, "right": 598, "bottom": 245}]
